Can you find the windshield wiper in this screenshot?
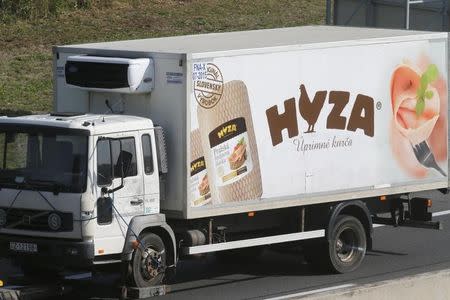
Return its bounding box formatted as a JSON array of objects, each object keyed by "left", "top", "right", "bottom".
[
  {"left": 0, "top": 175, "right": 20, "bottom": 189},
  {"left": 0, "top": 175, "right": 67, "bottom": 195},
  {"left": 25, "top": 179, "right": 66, "bottom": 195}
]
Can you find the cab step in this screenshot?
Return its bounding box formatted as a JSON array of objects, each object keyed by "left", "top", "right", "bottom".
[{"left": 121, "top": 285, "right": 169, "bottom": 299}]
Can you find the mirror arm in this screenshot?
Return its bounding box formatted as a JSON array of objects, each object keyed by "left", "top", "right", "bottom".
[{"left": 106, "top": 176, "right": 124, "bottom": 194}]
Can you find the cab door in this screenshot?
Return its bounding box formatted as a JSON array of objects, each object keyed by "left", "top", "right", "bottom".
[
  {"left": 93, "top": 132, "right": 145, "bottom": 256},
  {"left": 139, "top": 130, "right": 160, "bottom": 215}
]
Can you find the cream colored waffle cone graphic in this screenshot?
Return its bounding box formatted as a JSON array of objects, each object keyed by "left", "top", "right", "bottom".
[
  {"left": 191, "top": 129, "right": 203, "bottom": 164},
  {"left": 198, "top": 80, "right": 263, "bottom": 203}
]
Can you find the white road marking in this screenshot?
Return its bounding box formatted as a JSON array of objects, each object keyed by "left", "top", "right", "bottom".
[
  {"left": 432, "top": 210, "right": 450, "bottom": 217},
  {"left": 264, "top": 284, "right": 356, "bottom": 300}
]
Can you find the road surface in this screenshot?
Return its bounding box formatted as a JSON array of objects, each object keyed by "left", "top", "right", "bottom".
[{"left": 1, "top": 190, "right": 450, "bottom": 299}]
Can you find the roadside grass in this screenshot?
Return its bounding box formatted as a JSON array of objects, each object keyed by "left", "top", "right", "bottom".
[{"left": 0, "top": 0, "right": 325, "bottom": 114}]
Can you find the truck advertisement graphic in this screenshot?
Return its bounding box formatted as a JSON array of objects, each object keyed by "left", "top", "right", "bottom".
[{"left": 190, "top": 39, "right": 448, "bottom": 207}]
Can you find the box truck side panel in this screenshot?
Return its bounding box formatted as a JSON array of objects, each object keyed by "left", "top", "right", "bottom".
[{"left": 186, "top": 37, "right": 448, "bottom": 218}]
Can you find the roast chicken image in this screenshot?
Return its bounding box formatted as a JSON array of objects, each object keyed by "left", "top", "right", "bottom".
[
  {"left": 391, "top": 64, "right": 440, "bottom": 145},
  {"left": 390, "top": 59, "right": 447, "bottom": 178},
  {"left": 228, "top": 138, "right": 247, "bottom": 170},
  {"left": 198, "top": 174, "right": 210, "bottom": 196},
  {"left": 299, "top": 84, "right": 326, "bottom": 133}
]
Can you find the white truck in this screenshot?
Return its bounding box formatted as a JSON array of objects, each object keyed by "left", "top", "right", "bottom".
[{"left": 0, "top": 25, "right": 447, "bottom": 289}]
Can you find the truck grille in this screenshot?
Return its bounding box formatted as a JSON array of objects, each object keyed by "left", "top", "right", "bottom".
[{"left": 1, "top": 208, "right": 73, "bottom": 232}]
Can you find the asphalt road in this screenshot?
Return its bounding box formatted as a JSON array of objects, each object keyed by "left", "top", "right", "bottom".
[{"left": 1, "top": 189, "right": 450, "bottom": 299}]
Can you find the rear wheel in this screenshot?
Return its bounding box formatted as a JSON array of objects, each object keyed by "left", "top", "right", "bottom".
[
  {"left": 327, "top": 215, "right": 367, "bottom": 273},
  {"left": 131, "top": 233, "right": 167, "bottom": 288},
  {"left": 303, "top": 215, "right": 366, "bottom": 273}
]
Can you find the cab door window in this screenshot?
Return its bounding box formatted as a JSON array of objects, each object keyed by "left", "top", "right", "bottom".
[
  {"left": 97, "top": 139, "right": 113, "bottom": 186},
  {"left": 112, "top": 137, "right": 137, "bottom": 178},
  {"left": 141, "top": 134, "right": 154, "bottom": 175},
  {"left": 96, "top": 137, "right": 137, "bottom": 187}
]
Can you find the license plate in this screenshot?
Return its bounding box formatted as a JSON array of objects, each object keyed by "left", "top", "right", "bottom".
[{"left": 9, "top": 242, "right": 38, "bottom": 253}]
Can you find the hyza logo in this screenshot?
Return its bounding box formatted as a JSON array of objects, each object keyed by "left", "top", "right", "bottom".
[
  {"left": 266, "top": 84, "right": 376, "bottom": 146},
  {"left": 218, "top": 124, "right": 237, "bottom": 139},
  {"left": 193, "top": 63, "right": 224, "bottom": 109},
  {"left": 191, "top": 158, "right": 205, "bottom": 174}
]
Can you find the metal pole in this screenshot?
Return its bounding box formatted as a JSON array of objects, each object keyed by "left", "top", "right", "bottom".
[
  {"left": 208, "top": 218, "right": 213, "bottom": 244},
  {"left": 365, "top": 0, "right": 374, "bottom": 27},
  {"left": 326, "top": 0, "right": 332, "bottom": 25},
  {"left": 405, "top": 0, "right": 410, "bottom": 29},
  {"left": 300, "top": 207, "right": 305, "bottom": 232},
  {"left": 443, "top": 0, "right": 449, "bottom": 31}
]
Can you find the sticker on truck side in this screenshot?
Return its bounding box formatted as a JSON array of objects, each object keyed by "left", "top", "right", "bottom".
[
  {"left": 208, "top": 117, "right": 253, "bottom": 186},
  {"left": 166, "top": 72, "right": 183, "bottom": 84}
]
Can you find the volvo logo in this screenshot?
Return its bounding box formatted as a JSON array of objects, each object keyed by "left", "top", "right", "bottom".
[{"left": 48, "top": 213, "right": 62, "bottom": 231}]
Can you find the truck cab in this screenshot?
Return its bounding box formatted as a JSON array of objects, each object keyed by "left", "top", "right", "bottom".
[{"left": 0, "top": 113, "right": 171, "bottom": 275}]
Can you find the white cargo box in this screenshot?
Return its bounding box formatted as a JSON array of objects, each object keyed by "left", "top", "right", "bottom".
[{"left": 54, "top": 25, "right": 449, "bottom": 219}]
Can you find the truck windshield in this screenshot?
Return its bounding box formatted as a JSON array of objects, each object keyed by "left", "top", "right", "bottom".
[{"left": 0, "top": 126, "right": 88, "bottom": 193}]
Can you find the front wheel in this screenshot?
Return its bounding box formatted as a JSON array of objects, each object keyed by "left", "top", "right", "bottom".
[
  {"left": 131, "top": 233, "right": 167, "bottom": 288},
  {"left": 327, "top": 215, "right": 367, "bottom": 273}
]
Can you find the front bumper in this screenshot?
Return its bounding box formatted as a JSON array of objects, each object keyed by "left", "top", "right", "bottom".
[{"left": 0, "top": 234, "right": 94, "bottom": 269}]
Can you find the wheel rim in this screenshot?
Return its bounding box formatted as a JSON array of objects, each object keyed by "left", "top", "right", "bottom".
[
  {"left": 335, "top": 226, "right": 360, "bottom": 263},
  {"left": 140, "top": 247, "right": 164, "bottom": 282}
]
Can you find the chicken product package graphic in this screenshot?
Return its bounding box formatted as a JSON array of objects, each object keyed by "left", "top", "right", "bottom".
[
  {"left": 189, "top": 37, "right": 448, "bottom": 209},
  {"left": 197, "top": 80, "right": 263, "bottom": 204},
  {"left": 190, "top": 129, "right": 212, "bottom": 207}
]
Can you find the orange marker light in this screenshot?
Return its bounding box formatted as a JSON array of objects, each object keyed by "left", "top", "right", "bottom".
[
  {"left": 427, "top": 199, "right": 432, "bottom": 207},
  {"left": 248, "top": 212, "right": 255, "bottom": 217},
  {"left": 98, "top": 249, "right": 104, "bottom": 254},
  {"left": 380, "top": 195, "right": 387, "bottom": 201}
]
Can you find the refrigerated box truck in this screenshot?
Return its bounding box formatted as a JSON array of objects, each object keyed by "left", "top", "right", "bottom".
[{"left": 0, "top": 25, "right": 448, "bottom": 288}]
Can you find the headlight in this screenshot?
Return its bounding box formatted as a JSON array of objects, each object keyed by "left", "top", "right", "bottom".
[
  {"left": 0, "top": 209, "right": 6, "bottom": 227},
  {"left": 48, "top": 213, "right": 62, "bottom": 231}
]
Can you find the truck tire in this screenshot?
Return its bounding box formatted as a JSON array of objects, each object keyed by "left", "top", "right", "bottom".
[
  {"left": 0, "top": 290, "right": 19, "bottom": 300},
  {"left": 131, "top": 233, "right": 166, "bottom": 288},
  {"left": 327, "top": 215, "right": 367, "bottom": 273}
]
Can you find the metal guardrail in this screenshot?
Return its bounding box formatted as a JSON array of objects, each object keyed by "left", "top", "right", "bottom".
[
  {"left": 405, "top": 0, "right": 448, "bottom": 29},
  {"left": 326, "top": 0, "right": 449, "bottom": 31}
]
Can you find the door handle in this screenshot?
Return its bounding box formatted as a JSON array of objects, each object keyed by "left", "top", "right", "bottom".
[{"left": 130, "top": 198, "right": 144, "bottom": 206}]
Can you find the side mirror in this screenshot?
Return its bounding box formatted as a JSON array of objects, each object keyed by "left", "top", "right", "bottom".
[
  {"left": 114, "top": 150, "right": 132, "bottom": 179},
  {"left": 97, "top": 196, "right": 112, "bottom": 225}
]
